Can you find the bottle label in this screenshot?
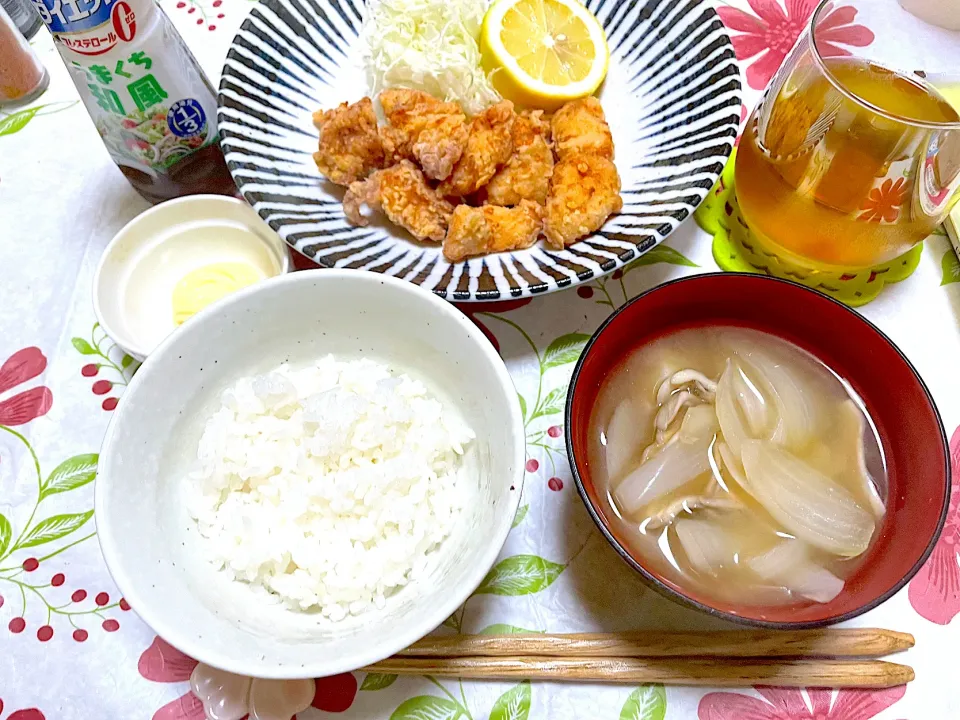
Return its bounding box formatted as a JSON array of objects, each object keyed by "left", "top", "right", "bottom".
[
  {"left": 36, "top": 0, "right": 218, "bottom": 177},
  {"left": 32, "top": 0, "right": 132, "bottom": 46}
]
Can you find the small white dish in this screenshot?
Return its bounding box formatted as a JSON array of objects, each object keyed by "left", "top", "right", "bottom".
[
  {"left": 95, "top": 270, "right": 525, "bottom": 679},
  {"left": 94, "top": 195, "right": 291, "bottom": 360}
]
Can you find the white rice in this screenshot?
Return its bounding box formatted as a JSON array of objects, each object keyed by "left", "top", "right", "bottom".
[{"left": 187, "top": 356, "right": 473, "bottom": 621}]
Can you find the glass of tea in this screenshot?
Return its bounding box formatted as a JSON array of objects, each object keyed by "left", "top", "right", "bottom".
[{"left": 736, "top": 0, "right": 960, "bottom": 271}]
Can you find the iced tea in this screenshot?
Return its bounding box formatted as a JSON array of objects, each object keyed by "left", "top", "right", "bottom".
[{"left": 736, "top": 57, "right": 960, "bottom": 270}]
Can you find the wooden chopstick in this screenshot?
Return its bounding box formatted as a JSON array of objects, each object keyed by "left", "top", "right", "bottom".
[
  {"left": 398, "top": 629, "right": 914, "bottom": 660},
  {"left": 364, "top": 656, "right": 914, "bottom": 688}
]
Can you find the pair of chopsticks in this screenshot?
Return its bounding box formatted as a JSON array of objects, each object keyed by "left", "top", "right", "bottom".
[{"left": 362, "top": 629, "right": 915, "bottom": 688}]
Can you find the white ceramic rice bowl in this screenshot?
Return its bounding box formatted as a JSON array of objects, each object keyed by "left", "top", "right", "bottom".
[{"left": 95, "top": 270, "right": 524, "bottom": 678}]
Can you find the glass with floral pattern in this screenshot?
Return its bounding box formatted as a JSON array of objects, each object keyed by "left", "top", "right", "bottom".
[{"left": 735, "top": 0, "right": 960, "bottom": 271}]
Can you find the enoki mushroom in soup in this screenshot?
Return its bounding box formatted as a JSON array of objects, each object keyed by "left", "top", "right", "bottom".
[{"left": 587, "top": 327, "right": 887, "bottom": 607}]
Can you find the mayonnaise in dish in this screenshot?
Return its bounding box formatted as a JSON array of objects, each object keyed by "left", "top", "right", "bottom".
[
  {"left": 173, "top": 262, "right": 265, "bottom": 325},
  {"left": 121, "top": 222, "right": 281, "bottom": 353}
]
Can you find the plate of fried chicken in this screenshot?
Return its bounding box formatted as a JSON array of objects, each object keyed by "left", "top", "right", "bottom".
[{"left": 218, "top": 0, "right": 741, "bottom": 300}]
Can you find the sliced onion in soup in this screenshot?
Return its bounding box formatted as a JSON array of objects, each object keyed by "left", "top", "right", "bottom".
[
  {"left": 739, "top": 440, "right": 876, "bottom": 557},
  {"left": 674, "top": 518, "right": 731, "bottom": 576},
  {"left": 716, "top": 360, "right": 752, "bottom": 456},
  {"left": 678, "top": 404, "right": 719, "bottom": 440},
  {"left": 604, "top": 397, "right": 652, "bottom": 484},
  {"left": 615, "top": 406, "right": 718, "bottom": 515},
  {"left": 749, "top": 540, "right": 845, "bottom": 603},
  {"left": 730, "top": 361, "right": 771, "bottom": 436},
  {"left": 716, "top": 441, "right": 747, "bottom": 488},
  {"left": 835, "top": 400, "right": 886, "bottom": 519},
  {"left": 740, "top": 349, "right": 819, "bottom": 451}
]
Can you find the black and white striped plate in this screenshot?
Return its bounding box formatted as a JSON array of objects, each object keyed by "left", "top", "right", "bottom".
[{"left": 218, "top": 0, "right": 741, "bottom": 300}]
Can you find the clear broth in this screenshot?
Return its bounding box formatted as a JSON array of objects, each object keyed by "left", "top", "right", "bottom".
[{"left": 587, "top": 326, "right": 887, "bottom": 608}]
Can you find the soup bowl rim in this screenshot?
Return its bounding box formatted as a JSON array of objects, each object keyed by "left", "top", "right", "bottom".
[{"left": 564, "top": 271, "right": 951, "bottom": 628}]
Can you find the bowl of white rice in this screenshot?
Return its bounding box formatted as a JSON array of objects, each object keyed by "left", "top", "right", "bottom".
[{"left": 95, "top": 270, "right": 524, "bottom": 679}]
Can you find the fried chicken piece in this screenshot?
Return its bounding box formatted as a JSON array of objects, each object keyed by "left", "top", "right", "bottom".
[
  {"left": 344, "top": 160, "right": 454, "bottom": 243},
  {"left": 551, "top": 97, "right": 614, "bottom": 161},
  {"left": 544, "top": 154, "right": 622, "bottom": 248},
  {"left": 312, "top": 98, "right": 385, "bottom": 186},
  {"left": 443, "top": 200, "right": 543, "bottom": 262},
  {"left": 484, "top": 110, "right": 554, "bottom": 207},
  {"left": 514, "top": 108, "right": 551, "bottom": 146},
  {"left": 439, "top": 101, "right": 516, "bottom": 198},
  {"left": 378, "top": 88, "right": 469, "bottom": 181}
]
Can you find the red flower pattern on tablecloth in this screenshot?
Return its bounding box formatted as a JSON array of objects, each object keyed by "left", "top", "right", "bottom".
[
  {"left": 2, "top": 709, "right": 46, "bottom": 720},
  {"left": 71, "top": 324, "right": 139, "bottom": 413},
  {"left": 908, "top": 425, "right": 960, "bottom": 624},
  {"left": 139, "top": 636, "right": 205, "bottom": 720},
  {"left": 172, "top": 0, "right": 225, "bottom": 31},
  {"left": 858, "top": 178, "right": 907, "bottom": 224},
  {"left": 0, "top": 348, "right": 52, "bottom": 426},
  {"left": 138, "top": 636, "right": 359, "bottom": 718},
  {"left": 0, "top": 699, "right": 46, "bottom": 720},
  {"left": 717, "top": 0, "right": 875, "bottom": 91},
  {"left": 699, "top": 685, "right": 907, "bottom": 720}
]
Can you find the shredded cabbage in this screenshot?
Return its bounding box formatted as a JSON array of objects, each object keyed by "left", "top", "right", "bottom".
[{"left": 362, "top": 0, "right": 501, "bottom": 115}]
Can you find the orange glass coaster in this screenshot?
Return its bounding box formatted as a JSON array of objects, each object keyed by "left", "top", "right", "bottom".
[{"left": 695, "top": 150, "right": 923, "bottom": 308}]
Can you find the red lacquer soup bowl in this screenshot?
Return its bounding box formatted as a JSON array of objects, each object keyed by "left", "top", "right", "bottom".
[{"left": 565, "top": 273, "right": 950, "bottom": 627}]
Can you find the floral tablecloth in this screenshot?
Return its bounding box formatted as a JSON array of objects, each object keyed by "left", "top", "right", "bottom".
[{"left": 3, "top": 1, "right": 960, "bottom": 718}]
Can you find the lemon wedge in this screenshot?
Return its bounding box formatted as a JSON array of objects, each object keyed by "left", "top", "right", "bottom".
[{"left": 480, "top": 0, "right": 609, "bottom": 110}]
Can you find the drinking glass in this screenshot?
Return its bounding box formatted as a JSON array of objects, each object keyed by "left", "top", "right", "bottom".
[{"left": 735, "top": 0, "right": 960, "bottom": 271}]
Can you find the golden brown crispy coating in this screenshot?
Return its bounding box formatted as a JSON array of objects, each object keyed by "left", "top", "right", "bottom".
[
  {"left": 551, "top": 97, "right": 614, "bottom": 161},
  {"left": 544, "top": 154, "right": 622, "bottom": 248},
  {"left": 378, "top": 88, "right": 469, "bottom": 181},
  {"left": 484, "top": 110, "right": 554, "bottom": 207},
  {"left": 439, "top": 100, "right": 516, "bottom": 198},
  {"left": 312, "top": 98, "right": 385, "bottom": 186},
  {"left": 443, "top": 200, "right": 543, "bottom": 262},
  {"left": 344, "top": 160, "right": 454, "bottom": 243},
  {"left": 513, "top": 109, "right": 551, "bottom": 145}
]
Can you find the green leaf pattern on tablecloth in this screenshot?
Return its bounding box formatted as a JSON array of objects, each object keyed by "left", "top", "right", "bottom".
[
  {"left": 0, "top": 108, "right": 42, "bottom": 135},
  {"left": 0, "top": 514, "right": 11, "bottom": 558},
  {"left": 18, "top": 510, "right": 94, "bottom": 548},
  {"left": 39, "top": 454, "right": 98, "bottom": 500},
  {"left": 532, "top": 386, "right": 565, "bottom": 418},
  {"left": 1, "top": 393, "right": 120, "bottom": 639},
  {"left": 478, "top": 624, "right": 544, "bottom": 635},
  {"left": 387, "top": 678, "right": 537, "bottom": 719},
  {"left": 475, "top": 555, "right": 565, "bottom": 596},
  {"left": 627, "top": 246, "right": 698, "bottom": 270},
  {"left": 390, "top": 696, "right": 465, "bottom": 720},
  {"left": 490, "top": 682, "right": 531, "bottom": 720},
  {"left": 542, "top": 334, "right": 591, "bottom": 370},
  {"left": 619, "top": 686, "right": 667, "bottom": 720},
  {"left": 511, "top": 504, "right": 529, "bottom": 528},
  {"left": 72, "top": 338, "right": 97, "bottom": 355},
  {"left": 0, "top": 108, "right": 40, "bottom": 135},
  {"left": 361, "top": 673, "right": 399, "bottom": 691},
  {"left": 941, "top": 248, "right": 960, "bottom": 286},
  {"left": 0, "top": 102, "right": 77, "bottom": 136}
]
